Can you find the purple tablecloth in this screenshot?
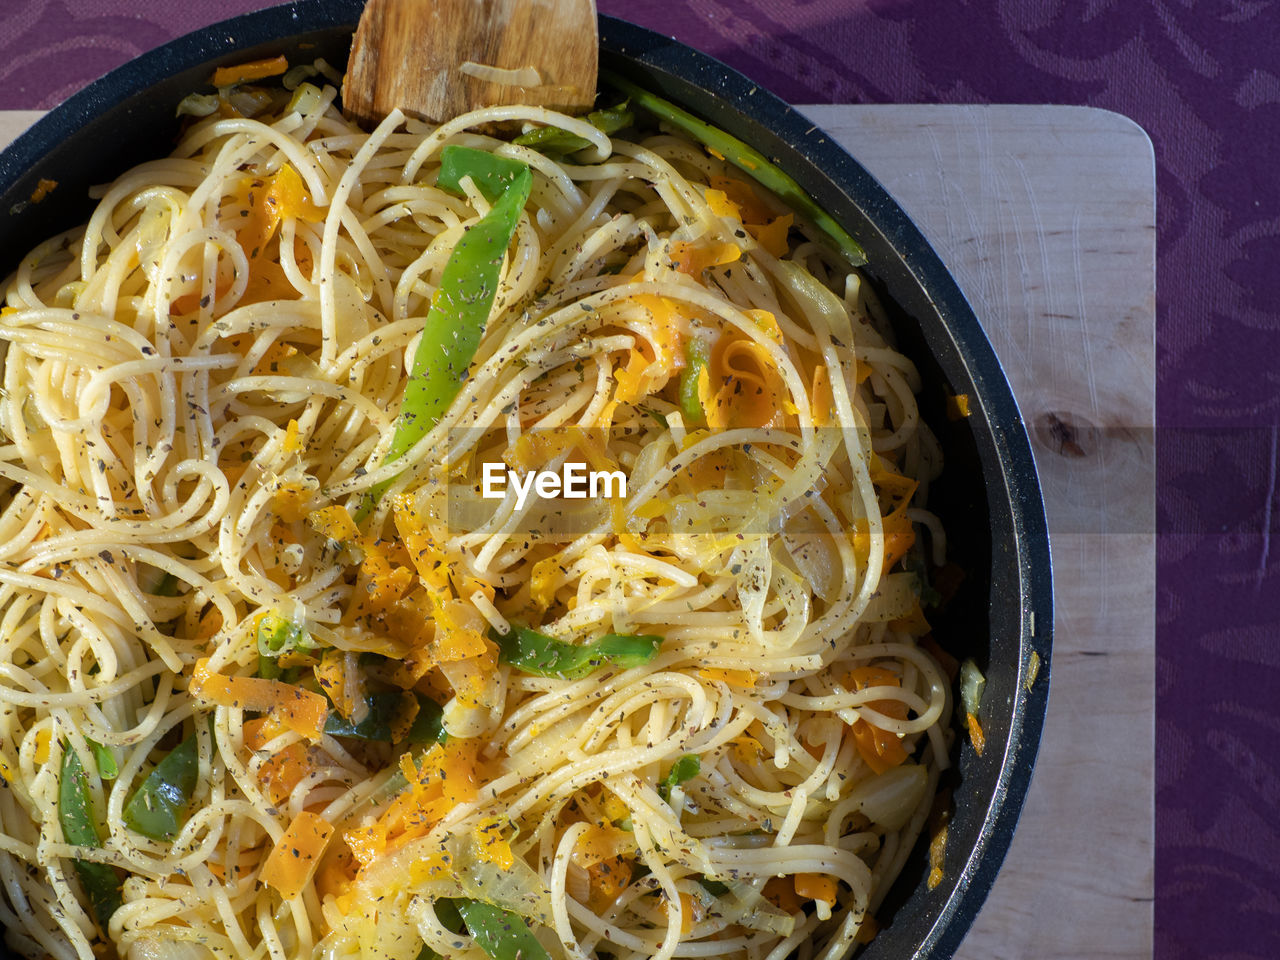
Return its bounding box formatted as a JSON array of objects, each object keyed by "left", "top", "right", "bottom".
[{"left": 1, "top": 1, "right": 1276, "bottom": 956}]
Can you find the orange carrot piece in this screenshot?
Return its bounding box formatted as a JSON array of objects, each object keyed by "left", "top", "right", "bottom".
[
  {"left": 966, "top": 712, "right": 986, "bottom": 757},
  {"left": 191, "top": 659, "right": 327, "bottom": 740},
  {"left": 211, "top": 55, "right": 289, "bottom": 88},
  {"left": 794, "top": 872, "right": 838, "bottom": 906},
  {"left": 261, "top": 810, "right": 333, "bottom": 898}
]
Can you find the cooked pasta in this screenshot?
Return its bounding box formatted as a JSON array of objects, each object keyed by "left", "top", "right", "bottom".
[{"left": 0, "top": 77, "right": 953, "bottom": 960}]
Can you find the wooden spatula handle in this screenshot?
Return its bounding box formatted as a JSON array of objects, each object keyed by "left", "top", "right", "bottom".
[{"left": 345, "top": 0, "right": 598, "bottom": 126}]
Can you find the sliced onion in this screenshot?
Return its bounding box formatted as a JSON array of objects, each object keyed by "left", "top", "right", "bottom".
[
  {"left": 282, "top": 64, "right": 319, "bottom": 91},
  {"left": 459, "top": 61, "right": 542, "bottom": 86},
  {"left": 730, "top": 536, "right": 771, "bottom": 642},
  {"left": 848, "top": 763, "right": 928, "bottom": 831},
  {"left": 959, "top": 658, "right": 986, "bottom": 719},
  {"left": 782, "top": 520, "right": 839, "bottom": 601},
  {"left": 863, "top": 571, "right": 917, "bottom": 622},
  {"left": 721, "top": 880, "right": 796, "bottom": 937},
  {"left": 175, "top": 93, "right": 219, "bottom": 118},
  {"left": 285, "top": 81, "right": 324, "bottom": 115}
]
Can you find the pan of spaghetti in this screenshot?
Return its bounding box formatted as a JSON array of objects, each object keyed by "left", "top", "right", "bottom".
[{"left": 0, "top": 5, "right": 1051, "bottom": 960}]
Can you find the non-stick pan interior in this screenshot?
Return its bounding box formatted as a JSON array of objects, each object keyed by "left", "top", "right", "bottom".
[{"left": 0, "top": 4, "right": 1052, "bottom": 957}]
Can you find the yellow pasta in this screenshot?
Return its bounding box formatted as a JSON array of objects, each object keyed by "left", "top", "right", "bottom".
[{"left": 0, "top": 81, "right": 953, "bottom": 960}]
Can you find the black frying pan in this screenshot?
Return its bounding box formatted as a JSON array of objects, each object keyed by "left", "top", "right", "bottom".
[{"left": 0, "top": 4, "right": 1052, "bottom": 957}]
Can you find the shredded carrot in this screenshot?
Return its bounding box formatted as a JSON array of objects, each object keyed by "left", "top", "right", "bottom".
[
  {"left": 709, "top": 177, "right": 773, "bottom": 224},
  {"left": 243, "top": 718, "right": 314, "bottom": 804},
  {"left": 811, "top": 365, "right": 832, "bottom": 426},
  {"left": 191, "top": 658, "right": 327, "bottom": 740},
  {"left": 705, "top": 188, "right": 740, "bottom": 219},
  {"left": 344, "top": 739, "right": 485, "bottom": 870},
  {"left": 345, "top": 540, "right": 414, "bottom": 621},
  {"left": 926, "top": 787, "right": 951, "bottom": 890},
  {"left": 314, "top": 836, "right": 358, "bottom": 904},
  {"left": 731, "top": 735, "right": 764, "bottom": 765},
  {"left": 854, "top": 916, "right": 880, "bottom": 944},
  {"left": 763, "top": 876, "right": 803, "bottom": 913},
  {"left": 530, "top": 556, "right": 564, "bottom": 612},
  {"left": 571, "top": 824, "right": 632, "bottom": 868},
  {"left": 697, "top": 667, "right": 758, "bottom": 689},
  {"left": 473, "top": 818, "right": 515, "bottom": 870},
  {"left": 699, "top": 328, "right": 788, "bottom": 430},
  {"left": 794, "top": 873, "right": 837, "bottom": 906},
  {"left": 852, "top": 501, "right": 916, "bottom": 574},
  {"left": 33, "top": 728, "right": 51, "bottom": 764},
  {"left": 587, "top": 857, "right": 632, "bottom": 912},
  {"left": 307, "top": 504, "right": 360, "bottom": 543},
  {"left": 665, "top": 891, "right": 702, "bottom": 935},
  {"left": 746, "top": 214, "right": 793, "bottom": 258},
  {"left": 272, "top": 481, "right": 313, "bottom": 523},
  {"left": 946, "top": 393, "right": 972, "bottom": 420},
  {"left": 846, "top": 666, "right": 909, "bottom": 774},
  {"left": 600, "top": 791, "right": 630, "bottom": 823},
  {"left": 966, "top": 712, "right": 986, "bottom": 757},
  {"left": 194, "top": 605, "right": 223, "bottom": 640},
  {"left": 670, "top": 239, "right": 741, "bottom": 276},
  {"left": 314, "top": 650, "right": 357, "bottom": 720},
  {"left": 261, "top": 810, "right": 333, "bottom": 899},
  {"left": 29, "top": 178, "right": 57, "bottom": 203},
  {"left": 211, "top": 55, "right": 289, "bottom": 87}
]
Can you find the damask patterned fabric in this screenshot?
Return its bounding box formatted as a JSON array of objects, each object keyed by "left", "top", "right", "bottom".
[{"left": 1, "top": 1, "right": 1276, "bottom": 956}]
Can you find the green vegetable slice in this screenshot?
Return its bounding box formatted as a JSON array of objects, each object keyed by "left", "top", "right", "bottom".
[
  {"left": 360, "top": 158, "right": 534, "bottom": 515},
  {"left": 512, "top": 101, "right": 633, "bottom": 157},
  {"left": 437, "top": 145, "right": 529, "bottom": 202},
  {"left": 678, "top": 336, "right": 711, "bottom": 425},
  {"left": 84, "top": 739, "right": 118, "bottom": 781},
  {"left": 323, "top": 691, "right": 446, "bottom": 744},
  {"left": 256, "top": 613, "right": 316, "bottom": 679},
  {"left": 123, "top": 732, "right": 199, "bottom": 841},
  {"left": 455, "top": 898, "right": 551, "bottom": 960},
  {"left": 496, "top": 625, "right": 662, "bottom": 679},
  {"left": 959, "top": 658, "right": 986, "bottom": 719},
  {"left": 658, "top": 753, "right": 700, "bottom": 802},
  {"left": 256, "top": 612, "right": 315, "bottom": 657},
  {"left": 602, "top": 71, "right": 866, "bottom": 267},
  {"left": 59, "top": 746, "right": 123, "bottom": 932}
]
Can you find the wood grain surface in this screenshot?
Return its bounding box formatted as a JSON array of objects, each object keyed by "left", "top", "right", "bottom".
[
  {"left": 799, "top": 104, "right": 1156, "bottom": 959},
  {"left": 345, "top": 0, "right": 597, "bottom": 125},
  {"left": 0, "top": 104, "right": 1155, "bottom": 958}
]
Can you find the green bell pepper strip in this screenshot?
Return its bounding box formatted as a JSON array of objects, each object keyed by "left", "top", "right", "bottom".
[
  {"left": 59, "top": 746, "right": 123, "bottom": 933},
  {"left": 496, "top": 625, "right": 663, "bottom": 680},
  {"left": 512, "top": 101, "right": 634, "bottom": 157},
  {"left": 359, "top": 159, "right": 534, "bottom": 517},
  {"left": 123, "top": 731, "right": 199, "bottom": 841},
  {"left": 678, "top": 336, "right": 711, "bottom": 425},
  {"left": 455, "top": 898, "right": 551, "bottom": 960},
  {"left": 256, "top": 612, "right": 316, "bottom": 658},
  {"left": 257, "top": 613, "right": 316, "bottom": 679},
  {"left": 698, "top": 876, "right": 730, "bottom": 896},
  {"left": 323, "top": 691, "right": 446, "bottom": 744},
  {"left": 602, "top": 71, "right": 866, "bottom": 267},
  {"left": 437, "top": 146, "right": 529, "bottom": 202},
  {"left": 658, "top": 753, "right": 701, "bottom": 802},
  {"left": 88, "top": 739, "right": 117, "bottom": 781}
]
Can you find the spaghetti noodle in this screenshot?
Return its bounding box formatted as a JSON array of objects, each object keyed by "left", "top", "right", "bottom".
[{"left": 0, "top": 80, "right": 953, "bottom": 960}]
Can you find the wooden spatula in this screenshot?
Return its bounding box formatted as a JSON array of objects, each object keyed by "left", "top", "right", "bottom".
[{"left": 344, "top": 0, "right": 599, "bottom": 127}]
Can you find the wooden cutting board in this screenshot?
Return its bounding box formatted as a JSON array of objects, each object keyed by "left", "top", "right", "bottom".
[
  {"left": 0, "top": 104, "right": 1155, "bottom": 958},
  {"left": 798, "top": 104, "right": 1155, "bottom": 959}
]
